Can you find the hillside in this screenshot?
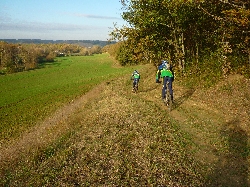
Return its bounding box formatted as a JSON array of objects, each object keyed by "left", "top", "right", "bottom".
[{"left": 1, "top": 63, "right": 250, "bottom": 186}]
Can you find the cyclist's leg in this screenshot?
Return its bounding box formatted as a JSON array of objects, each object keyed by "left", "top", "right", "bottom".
[
  {"left": 135, "top": 79, "right": 138, "bottom": 89},
  {"left": 162, "top": 77, "right": 167, "bottom": 99},
  {"left": 133, "top": 79, "right": 136, "bottom": 88},
  {"left": 132, "top": 80, "right": 135, "bottom": 91},
  {"left": 167, "top": 77, "right": 173, "bottom": 101}
]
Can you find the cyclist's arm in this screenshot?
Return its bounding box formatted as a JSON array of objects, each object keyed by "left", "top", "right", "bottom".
[{"left": 171, "top": 69, "right": 174, "bottom": 81}]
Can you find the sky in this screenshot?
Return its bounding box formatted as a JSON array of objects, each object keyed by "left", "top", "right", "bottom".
[{"left": 0, "top": 0, "right": 126, "bottom": 41}]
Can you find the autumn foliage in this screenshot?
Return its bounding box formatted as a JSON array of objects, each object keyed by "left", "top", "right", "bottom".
[
  {"left": 109, "top": 0, "right": 250, "bottom": 78},
  {"left": 0, "top": 42, "right": 102, "bottom": 74}
]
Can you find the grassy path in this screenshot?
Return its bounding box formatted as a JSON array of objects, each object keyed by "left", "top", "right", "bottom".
[{"left": 1, "top": 62, "right": 250, "bottom": 186}]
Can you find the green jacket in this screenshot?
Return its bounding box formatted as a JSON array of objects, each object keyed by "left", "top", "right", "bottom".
[
  {"left": 131, "top": 72, "right": 140, "bottom": 79},
  {"left": 160, "top": 68, "right": 173, "bottom": 78}
]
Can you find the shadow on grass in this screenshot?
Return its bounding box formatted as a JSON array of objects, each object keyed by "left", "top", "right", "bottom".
[
  {"left": 0, "top": 59, "right": 66, "bottom": 75},
  {"left": 37, "top": 61, "right": 63, "bottom": 69},
  {"left": 205, "top": 119, "right": 249, "bottom": 187},
  {"left": 173, "top": 88, "right": 196, "bottom": 109},
  {"left": 141, "top": 83, "right": 161, "bottom": 92}
]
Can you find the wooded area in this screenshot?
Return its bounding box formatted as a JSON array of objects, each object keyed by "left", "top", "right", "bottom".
[
  {"left": 0, "top": 42, "right": 102, "bottom": 74},
  {"left": 107, "top": 0, "right": 250, "bottom": 78}
]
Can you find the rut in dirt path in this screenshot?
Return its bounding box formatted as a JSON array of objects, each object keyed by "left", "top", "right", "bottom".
[
  {"left": 138, "top": 73, "right": 250, "bottom": 187},
  {"left": 140, "top": 73, "right": 249, "bottom": 142},
  {"left": 0, "top": 83, "right": 106, "bottom": 165}
]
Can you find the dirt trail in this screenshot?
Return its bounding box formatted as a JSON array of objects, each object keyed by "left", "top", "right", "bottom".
[
  {"left": 0, "top": 83, "right": 106, "bottom": 165},
  {"left": 134, "top": 66, "right": 249, "bottom": 177},
  {"left": 0, "top": 66, "right": 250, "bottom": 164},
  {"left": 1, "top": 63, "right": 249, "bottom": 186}
]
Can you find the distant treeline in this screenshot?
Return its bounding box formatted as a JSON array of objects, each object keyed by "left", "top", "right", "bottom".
[
  {"left": 0, "top": 41, "right": 105, "bottom": 74},
  {"left": 0, "top": 39, "right": 116, "bottom": 47}
]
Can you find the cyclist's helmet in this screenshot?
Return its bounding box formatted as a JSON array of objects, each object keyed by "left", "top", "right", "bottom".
[
  {"left": 162, "top": 60, "right": 170, "bottom": 69},
  {"left": 134, "top": 70, "right": 139, "bottom": 74}
]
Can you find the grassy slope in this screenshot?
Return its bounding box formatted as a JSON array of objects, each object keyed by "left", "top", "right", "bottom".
[
  {"left": 1, "top": 56, "right": 250, "bottom": 186},
  {"left": 0, "top": 54, "right": 133, "bottom": 142}
]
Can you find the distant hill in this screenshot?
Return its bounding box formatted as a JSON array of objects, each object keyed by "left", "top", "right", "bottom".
[{"left": 0, "top": 39, "right": 116, "bottom": 47}]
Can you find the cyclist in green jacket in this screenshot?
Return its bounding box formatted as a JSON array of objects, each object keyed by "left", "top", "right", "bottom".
[
  {"left": 160, "top": 61, "right": 174, "bottom": 102},
  {"left": 131, "top": 70, "right": 140, "bottom": 91}
]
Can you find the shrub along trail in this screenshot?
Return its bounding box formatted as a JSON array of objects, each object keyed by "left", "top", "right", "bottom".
[{"left": 1, "top": 63, "right": 250, "bottom": 186}]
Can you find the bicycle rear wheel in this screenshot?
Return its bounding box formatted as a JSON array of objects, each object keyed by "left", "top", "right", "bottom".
[
  {"left": 133, "top": 81, "right": 138, "bottom": 93},
  {"left": 134, "top": 83, "right": 138, "bottom": 93},
  {"left": 167, "top": 90, "right": 172, "bottom": 111},
  {"left": 164, "top": 88, "right": 172, "bottom": 111}
]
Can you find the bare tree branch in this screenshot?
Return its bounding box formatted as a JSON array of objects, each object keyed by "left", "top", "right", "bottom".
[
  {"left": 218, "top": 0, "right": 241, "bottom": 8},
  {"left": 198, "top": 5, "right": 224, "bottom": 21}
]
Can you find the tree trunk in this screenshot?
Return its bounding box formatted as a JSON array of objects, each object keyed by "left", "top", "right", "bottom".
[
  {"left": 196, "top": 43, "right": 199, "bottom": 64},
  {"left": 181, "top": 33, "right": 185, "bottom": 71}
]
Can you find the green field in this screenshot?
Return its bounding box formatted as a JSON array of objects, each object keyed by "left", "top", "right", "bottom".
[
  {"left": 0, "top": 54, "right": 137, "bottom": 142},
  {"left": 1, "top": 53, "right": 249, "bottom": 186}
]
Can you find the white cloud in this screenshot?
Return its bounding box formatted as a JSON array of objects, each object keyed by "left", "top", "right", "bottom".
[{"left": 72, "top": 13, "right": 122, "bottom": 20}]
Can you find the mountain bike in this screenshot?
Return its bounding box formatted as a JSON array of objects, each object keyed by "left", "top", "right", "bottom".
[
  {"left": 132, "top": 79, "right": 139, "bottom": 93},
  {"left": 163, "top": 81, "right": 173, "bottom": 111}
]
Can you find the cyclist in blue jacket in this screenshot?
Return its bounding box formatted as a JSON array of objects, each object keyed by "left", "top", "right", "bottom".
[
  {"left": 160, "top": 63, "right": 174, "bottom": 102},
  {"left": 156, "top": 60, "right": 167, "bottom": 83},
  {"left": 156, "top": 60, "right": 174, "bottom": 102},
  {"left": 131, "top": 70, "right": 140, "bottom": 91}
]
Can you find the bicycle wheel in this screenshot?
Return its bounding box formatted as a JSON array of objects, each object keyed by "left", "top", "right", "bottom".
[
  {"left": 164, "top": 82, "right": 172, "bottom": 111},
  {"left": 166, "top": 89, "right": 172, "bottom": 111},
  {"left": 133, "top": 80, "right": 138, "bottom": 93},
  {"left": 134, "top": 83, "right": 138, "bottom": 93}
]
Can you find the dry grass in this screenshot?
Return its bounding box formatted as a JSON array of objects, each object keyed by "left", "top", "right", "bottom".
[{"left": 1, "top": 63, "right": 250, "bottom": 186}]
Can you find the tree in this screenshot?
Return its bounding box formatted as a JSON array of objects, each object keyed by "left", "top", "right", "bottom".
[{"left": 111, "top": 0, "right": 250, "bottom": 76}]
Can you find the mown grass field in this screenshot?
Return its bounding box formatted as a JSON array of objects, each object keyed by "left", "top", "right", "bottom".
[
  {"left": 1, "top": 54, "right": 249, "bottom": 186},
  {"left": 0, "top": 54, "right": 137, "bottom": 142}
]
